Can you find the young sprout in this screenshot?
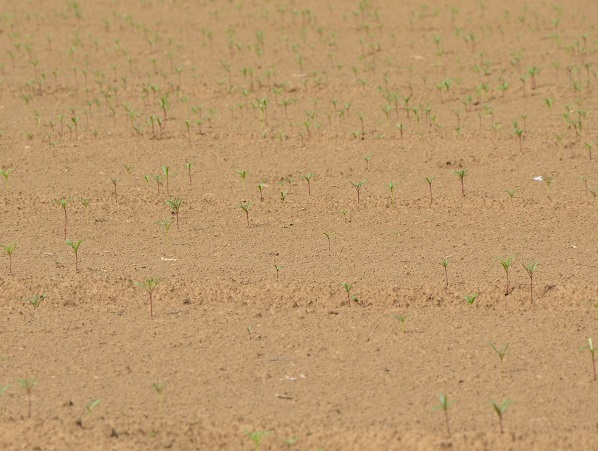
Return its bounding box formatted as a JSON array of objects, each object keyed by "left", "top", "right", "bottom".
[
  {"left": 453, "top": 169, "right": 468, "bottom": 196},
  {"left": 543, "top": 176, "right": 554, "bottom": 190},
  {"left": 302, "top": 172, "right": 315, "bottom": 195},
  {"left": 23, "top": 294, "right": 47, "bottom": 309},
  {"left": 135, "top": 278, "right": 159, "bottom": 318},
  {"left": 464, "top": 294, "right": 477, "bottom": 305},
  {"left": 434, "top": 394, "right": 454, "bottom": 437},
  {"left": 580, "top": 176, "right": 590, "bottom": 196},
  {"left": 274, "top": 264, "right": 284, "bottom": 280},
  {"left": 184, "top": 162, "right": 193, "bottom": 185},
  {"left": 66, "top": 239, "right": 83, "bottom": 272},
  {"left": 161, "top": 165, "right": 171, "bottom": 195},
  {"left": 111, "top": 178, "right": 119, "bottom": 203},
  {"left": 282, "top": 436, "right": 298, "bottom": 448},
  {"left": 340, "top": 209, "right": 348, "bottom": 223},
  {"left": 441, "top": 256, "right": 449, "bottom": 287},
  {"left": 522, "top": 261, "right": 538, "bottom": 304},
  {"left": 123, "top": 164, "right": 133, "bottom": 174},
  {"left": 362, "top": 153, "right": 373, "bottom": 170},
  {"left": 86, "top": 399, "right": 102, "bottom": 417},
  {"left": 387, "top": 181, "right": 396, "bottom": 204},
  {"left": 155, "top": 218, "right": 174, "bottom": 244},
  {"left": 504, "top": 188, "right": 520, "bottom": 199},
  {"left": 245, "top": 429, "right": 272, "bottom": 451},
  {"left": 393, "top": 314, "right": 407, "bottom": 334},
  {"left": 425, "top": 177, "right": 435, "bottom": 205},
  {"left": 342, "top": 282, "right": 354, "bottom": 306},
  {"left": 257, "top": 182, "right": 266, "bottom": 201},
  {"left": 239, "top": 201, "right": 253, "bottom": 227},
  {"left": 491, "top": 399, "right": 512, "bottom": 434},
  {"left": 585, "top": 141, "right": 594, "bottom": 161},
  {"left": 580, "top": 337, "right": 596, "bottom": 381},
  {"left": 489, "top": 342, "right": 510, "bottom": 369},
  {"left": 80, "top": 197, "right": 91, "bottom": 219},
  {"left": 323, "top": 232, "right": 333, "bottom": 253},
  {"left": 55, "top": 197, "right": 71, "bottom": 240},
  {"left": 247, "top": 325, "right": 253, "bottom": 341},
  {"left": 17, "top": 377, "right": 36, "bottom": 418},
  {"left": 152, "top": 383, "right": 166, "bottom": 413},
  {"left": 1, "top": 243, "right": 16, "bottom": 274},
  {"left": 497, "top": 255, "right": 515, "bottom": 295},
  {"left": 280, "top": 191, "right": 287, "bottom": 202},
  {"left": 350, "top": 179, "right": 367, "bottom": 204},
  {"left": 166, "top": 198, "right": 183, "bottom": 230},
  {"left": 0, "top": 168, "right": 14, "bottom": 190},
  {"left": 237, "top": 169, "right": 248, "bottom": 189}
]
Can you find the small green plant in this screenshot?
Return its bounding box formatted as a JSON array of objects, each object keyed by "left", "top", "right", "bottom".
[
  {"left": 580, "top": 337, "right": 596, "bottom": 381},
  {"left": 580, "top": 176, "right": 590, "bottom": 196},
  {"left": 453, "top": 169, "right": 468, "bottom": 196},
  {"left": 257, "top": 182, "right": 266, "bottom": 201},
  {"left": 245, "top": 429, "right": 272, "bottom": 451},
  {"left": 166, "top": 198, "right": 183, "bottom": 230},
  {"left": 123, "top": 164, "right": 133, "bottom": 174},
  {"left": 350, "top": 179, "right": 366, "bottom": 204},
  {"left": 464, "top": 294, "right": 477, "bottom": 305},
  {"left": 24, "top": 294, "right": 47, "bottom": 309},
  {"left": 522, "top": 261, "right": 538, "bottom": 304},
  {"left": 363, "top": 153, "right": 373, "bottom": 170},
  {"left": 1, "top": 242, "right": 16, "bottom": 274},
  {"left": 387, "top": 181, "right": 396, "bottom": 204},
  {"left": 302, "top": 172, "right": 315, "bottom": 195},
  {"left": 491, "top": 399, "right": 512, "bottom": 434},
  {"left": 513, "top": 121, "right": 524, "bottom": 152},
  {"left": 282, "top": 435, "right": 298, "bottom": 448},
  {"left": 498, "top": 255, "right": 515, "bottom": 295},
  {"left": 111, "top": 178, "right": 119, "bottom": 203},
  {"left": 237, "top": 169, "right": 248, "bottom": 189},
  {"left": 0, "top": 168, "right": 14, "bottom": 190},
  {"left": 80, "top": 198, "right": 91, "bottom": 219},
  {"left": 161, "top": 165, "right": 171, "bottom": 195},
  {"left": 340, "top": 209, "right": 348, "bottom": 223},
  {"left": 184, "top": 162, "right": 193, "bottom": 185},
  {"left": 274, "top": 264, "right": 284, "bottom": 280},
  {"left": 280, "top": 190, "right": 287, "bottom": 202},
  {"left": 155, "top": 218, "right": 174, "bottom": 244},
  {"left": 66, "top": 239, "right": 83, "bottom": 272},
  {"left": 247, "top": 325, "right": 253, "bottom": 341},
  {"left": 154, "top": 174, "right": 163, "bottom": 194},
  {"left": 585, "top": 141, "right": 594, "bottom": 161},
  {"left": 135, "top": 278, "right": 159, "bottom": 318},
  {"left": 504, "top": 188, "right": 520, "bottom": 199},
  {"left": 152, "top": 383, "right": 166, "bottom": 413},
  {"left": 323, "top": 232, "right": 333, "bottom": 253},
  {"left": 86, "top": 399, "right": 102, "bottom": 417},
  {"left": 55, "top": 197, "right": 71, "bottom": 240},
  {"left": 393, "top": 315, "right": 407, "bottom": 334},
  {"left": 434, "top": 394, "right": 454, "bottom": 437},
  {"left": 425, "top": 177, "right": 435, "bottom": 205},
  {"left": 239, "top": 201, "right": 253, "bottom": 227},
  {"left": 441, "top": 256, "right": 449, "bottom": 287},
  {"left": 17, "top": 377, "right": 36, "bottom": 418},
  {"left": 489, "top": 342, "right": 510, "bottom": 369},
  {"left": 342, "top": 282, "right": 354, "bottom": 306}
]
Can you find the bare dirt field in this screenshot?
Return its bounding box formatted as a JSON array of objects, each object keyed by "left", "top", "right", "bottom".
[{"left": 1, "top": 0, "right": 598, "bottom": 449}]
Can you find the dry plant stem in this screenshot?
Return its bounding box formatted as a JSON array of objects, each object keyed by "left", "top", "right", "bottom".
[{"left": 444, "top": 410, "right": 451, "bottom": 437}]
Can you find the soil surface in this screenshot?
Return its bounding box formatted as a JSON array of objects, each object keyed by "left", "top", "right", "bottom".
[{"left": 1, "top": 0, "right": 598, "bottom": 449}]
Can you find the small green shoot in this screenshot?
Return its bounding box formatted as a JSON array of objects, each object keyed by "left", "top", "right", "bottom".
[
  {"left": 362, "top": 153, "right": 373, "bottom": 170},
  {"left": 489, "top": 342, "right": 510, "bottom": 369},
  {"left": 504, "top": 188, "right": 520, "bottom": 199},
  {"left": 342, "top": 282, "right": 354, "bottom": 306},
  {"left": 66, "top": 239, "right": 83, "bottom": 272},
  {"left": 393, "top": 315, "right": 407, "bottom": 334},
  {"left": 161, "top": 165, "right": 171, "bottom": 195},
  {"left": 55, "top": 197, "right": 71, "bottom": 240},
  {"left": 579, "top": 337, "right": 596, "bottom": 381},
  {"left": 350, "top": 179, "right": 366, "bottom": 204},
  {"left": 1, "top": 242, "right": 16, "bottom": 274},
  {"left": 274, "top": 264, "right": 284, "bottom": 280},
  {"left": 441, "top": 256, "right": 449, "bottom": 287},
  {"left": 152, "top": 383, "right": 166, "bottom": 413},
  {"left": 123, "top": 164, "right": 133, "bottom": 174},
  {"left": 323, "top": 232, "right": 333, "bottom": 253},
  {"left": 282, "top": 436, "right": 298, "bottom": 448},
  {"left": 387, "top": 181, "right": 396, "bottom": 204},
  {"left": 111, "top": 178, "right": 119, "bottom": 203},
  {"left": 464, "top": 294, "right": 477, "bottom": 305},
  {"left": 237, "top": 169, "right": 248, "bottom": 189},
  {"left": 184, "top": 162, "right": 193, "bottom": 185},
  {"left": 239, "top": 201, "right": 253, "bottom": 227},
  {"left": 245, "top": 429, "right": 272, "bottom": 451},
  {"left": 135, "top": 278, "right": 159, "bottom": 318},
  {"left": 453, "top": 169, "right": 468, "bottom": 196},
  {"left": 491, "top": 399, "right": 512, "bottom": 434},
  {"left": 580, "top": 176, "right": 590, "bottom": 196},
  {"left": 434, "top": 394, "right": 454, "bottom": 437},
  {"left": 522, "top": 261, "right": 538, "bottom": 304},
  {"left": 247, "top": 325, "right": 253, "bottom": 341},
  {"left": 425, "top": 177, "right": 435, "bottom": 205},
  {"left": 497, "top": 255, "right": 515, "bottom": 295},
  {"left": 17, "top": 377, "right": 36, "bottom": 418},
  {"left": 155, "top": 218, "right": 174, "bottom": 244},
  {"left": 302, "top": 172, "right": 315, "bottom": 195},
  {"left": 86, "top": 399, "right": 102, "bottom": 417},
  {"left": 0, "top": 168, "right": 14, "bottom": 190},
  {"left": 24, "top": 294, "right": 47, "bottom": 309},
  {"left": 166, "top": 198, "right": 183, "bottom": 230},
  {"left": 280, "top": 190, "right": 287, "bottom": 202},
  {"left": 257, "top": 182, "right": 266, "bottom": 201}
]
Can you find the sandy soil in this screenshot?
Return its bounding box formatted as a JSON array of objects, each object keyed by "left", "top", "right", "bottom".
[{"left": 1, "top": 0, "right": 598, "bottom": 449}]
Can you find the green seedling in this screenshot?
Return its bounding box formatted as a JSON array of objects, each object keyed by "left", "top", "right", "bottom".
[
  {"left": 464, "top": 294, "right": 477, "bottom": 305},
  {"left": 504, "top": 188, "right": 520, "bottom": 199},
  {"left": 489, "top": 342, "right": 510, "bottom": 369},
  {"left": 434, "top": 394, "right": 454, "bottom": 437},
  {"left": 491, "top": 399, "right": 512, "bottom": 434},
  {"left": 543, "top": 176, "right": 554, "bottom": 190},
  {"left": 302, "top": 172, "right": 315, "bottom": 195},
  {"left": 0, "top": 168, "right": 14, "bottom": 190},
  {"left": 363, "top": 153, "right": 373, "bottom": 170},
  {"left": 80, "top": 198, "right": 91, "bottom": 219},
  {"left": 17, "top": 377, "right": 36, "bottom": 418},
  {"left": 340, "top": 209, "right": 348, "bottom": 223},
  {"left": 387, "top": 181, "right": 396, "bottom": 204},
  {"left": 522, "top": 261, "right": 538, "bottom": 304},
  {"left": 351, "top": 294, "right": 369, "bottom": 308},
  {"left": 513, "top": 122, "right": 524, "bottom": 152},
  {"left": 66, "top": 239, "right": 83, "bottom": 272},
  {"left": 579, "top": 337, "right": 596, "bottom": 381},
  {"left": 342, "top": 282, "right": 354, "bottom": 306},
  {"left": 580, "top": 176, "right": 590, "bottom": 196},
  {"left": 154, "top": 174, "right": 163, "bottom": 194},
  {"left": 280, "top": 191, "right": 287, "bottom": 202},
  {"left": 585, "top": 141, "right": 594, "bottom": 161},
  {"left": 389, "top": 230, "right": 401, "bottom": 243},
  {"left": 24, "top": 294, "right": 47, "bottom": 309},
  {"left": 184, "top": 162, "right": 193, "bottom": 185},
  {"left": 350, "top": 179, "right": 366, "bottom": 204},
  {"left": 441, "top": 257, "right": 449, "bottom": 287},
  {"left": 245, "top": 429, "right": 272, "bottom": 451},
  {"left": 55, "top": 197, "right": 71, "bottom": 240},
  {"left": 323, "top": 232, "right": 333, "bottom": 253},
  {"left": 155, "top": 218, "right": 174, "bottom": 244},
  {"left": 123, "top": 164, "right": 133, "bottom": 174},
  {"left": 239, "top": 201, "right": 253, "bottom": 227},
  {"left": 86, "top": 399, "right": 102, "bottom": 417},
  {"left": 111, "top": 178, "right": 119, "bottom": 203},
  {"left": 393, "top": 315, "right": 407, "bottom": 334},
  {"left": 152, "top": 383, "right": 166, "bottom": 413},
  {"left": 0, "top": 384, "right": 9, "bottom": 415},
  {"left": 247, "top": 325, "right": 253, "bottom": 341},
  {"left": 166, "top": 198, "right": 183, "bottom": 230},
  {"left": 257, "top": 182, "right": 266, "bottom": 201},
  {"left": 237, "top": 169, "right": 248, "bottom": 189},
  {"left": 161, "top": 165, "right": 171, "bottom": 195},
  {"left": 1, "top": 242, "right": 16, "bottom": 274},
  {"left": 453, "top": 169, "right": 468, "bottom": 196},
  {"left": 135, "top": 278, "right": 159, "bottom": 318},
  {"left": 498, "top": 255, "right": 515, "bottom": 295},
  {"left": 274, "top": 264, "right": 284, "bottom": 280},
  {"left": 425, "top": 177, "right": 435, "bottom": 205},
  {"left": 282, "top": 436, "right": 298, "bottom": 448}
]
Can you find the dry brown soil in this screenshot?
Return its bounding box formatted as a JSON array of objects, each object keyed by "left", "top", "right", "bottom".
[{"left": 1, "top": 0, "right": 598, "bottom": 449}]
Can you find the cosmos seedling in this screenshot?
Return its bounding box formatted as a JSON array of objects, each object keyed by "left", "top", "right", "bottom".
[
  {"left": 274, "top": 264, "right": 284, "bottom": 280},
  {"left": 17, "top": 377, "right": 36, "bottom": 418},
  {"left": 491, "top": 399, "right": 511, "bottom": 434},
  {"left": 239, "top": 201, "right": 253, "bottom": 227},
  {"left": 580, "top": 337, "right": 596, "bottom": 381},
  {"left": 237, "top": 169, "right": 248, "bottom": 189},
  {"left": 425, "top": 177, "right": 435, "bottom": 205},
  {"left": 80, "top": 198, "right": 91, "bottom": 219},
  {"left": 24, "top": 294, "right": 47, "bottom": 309},
  {"left": 166, "top": 198, "right": 183, "bottom": 230},
  {"left": 350, "top": 179, "right": 366, "bottom": 204},
  {"left": 161, "top": 165, "right": 171, "bottom": 195},
  {"left": 111, "top": 178, "right": 119, "bottom": 203},
  {"left": 66, "top": 239, "right": 83, "bottom": 272},
  {"left": 280, "top": 191, "right": 287, "bottom": 202},
  {"left": 497, "top": 255, "right": 514, "bottom": 295},
  {"left": 513, "top": 122, "right": 524, "bottom": 152},
  {"left": 489, "top": 342, "right": 510, "bottom": 369},
  {"left": 585, "top": 141, "right": 594, "bottom": 161},
  {"left": 55, "top": 197, "right": 71, "bottom": 240},
  {"left": 362, "top": 153, "right": 373, "bottom": 170},
  {"left": 245, "top": 429, "right": 272, "bottom": 451},
  {"left": 340, "top": 209, "right": 348, "bottom": 223},
  {"left": 282, "top": 436, "right": 298, "bottom": 448},
  {"left": 86, "top": 399, "right": 102, "bottom": 417},
  {"left": 387, "top": 181, "right": 396, "bottom": 204},
  {"left": 342, "top": 282, "right": 354, "bottom": 306},
  {"left": 580, "top": 176, "right": 590, "bottom": 196},
  {"left": 184, "top": 162, "right": 193, "bottom": 185},
  {"left": 434, "top": 394, "right": 454, "bottom": 437},
  {"left": 504, "top": 188, "right": 520, "bottom": 199},
  {"left": 393, "top": 315, "right": 407, "bottom": 334},
  {"left": 247, "top": 325, "right": 253, "bottom": 341},
  {"left": 441, "top": 257, "right": 449, "bottom": 287},
  {"left": 464, "top": 294, "right": 477, "bottom": 305},
  {"left": 135, "top": 278, "right": 159, "bottom": 318},
  {"left": 1, "top": 242, "right": 16, "bottom": 274},
  {"left": 0, "top": 168, "right": 14, "bottom": 190},
  {"left": 302, "top": 172, "right": 315, "bottom": 195},
  {"left": 522, "top": 261, "right": 538, "bottom": 305},
  {"left": 123, "top": 164, "right": 133, "bottom": 174},
  {"left": 152, "top": 383, "right": 166, "bottom": 413},
  {"left": 155, "top": 218, "right": 174, "bottom": 244},
  {"left": 153, "top": 174, "right": 163, "bottom": 194},
  {"left": 323, "top": 232, "right": 333, "bottom": 253},
  {"left": 257, "top": 182, "right": 266, "bottom": 201},
  {"left": 453, "top": 169, "right": 468, "bottom": 196}
]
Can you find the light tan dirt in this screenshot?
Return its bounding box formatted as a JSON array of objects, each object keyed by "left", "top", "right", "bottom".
[{"left": 1, "top": 0, "right": 598, "bottom": 449}]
